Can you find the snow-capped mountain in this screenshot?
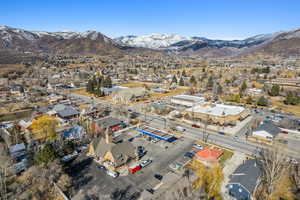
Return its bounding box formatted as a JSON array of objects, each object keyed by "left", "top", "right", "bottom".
[
  {"left": 116, "top": 33, "right": 278, "bottom": 51},
  {"left": 0, "top": 25, "right": 113, "bottom": 42},
  {"left": 115, "top": 33, "right": 188, "bottom": 49},
  {"left": 0, "top": 26, "right": 120, "bottom": 54},
  {"left": 115, "top": 32, "right": 282, "bottom": 58},
  {"left": 1, "top": 25, "right": 300, "bottom": 58}
]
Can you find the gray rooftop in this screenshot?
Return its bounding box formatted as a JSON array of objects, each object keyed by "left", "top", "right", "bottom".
[
  {"left": 92, "top": 137, "right": 136, "bottom": 167},
  {"left": 229, "top": 159, "right": 261, "bottom": 193},
  {"left": 254, "top": 122, "right": 281, "bottom": 137},
  {"left": 57, "top": 106, "right": 80, "bottom": 118},
  {"left": 96, "top": 117, "right": 122, "bottom": 129}
]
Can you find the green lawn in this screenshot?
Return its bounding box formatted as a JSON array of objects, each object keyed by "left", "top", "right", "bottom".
[{"left": 219, "top": 150, "right": 234, "bottom": 166}]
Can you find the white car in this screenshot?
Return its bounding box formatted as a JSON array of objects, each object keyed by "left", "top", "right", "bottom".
[
  {"left": 176, "top": 126, "right": 186, "bottom": 132},
  {"left": 140, "top": 159, "right": 152, "bottom": 168},
  {"left": 193, "top": 144, "right": 203, "bottom": 150},
  {"left": 291, "top": 159, "right": 299, "bottom": 165},
  {"left": 106, "top": 170, "right": 119, "bottom": 178}
]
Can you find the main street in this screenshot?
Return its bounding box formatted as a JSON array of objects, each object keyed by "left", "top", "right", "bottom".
[
  {"left": 143, "top": 114, "right": 300, "bottom": 159},
  {"left": 67, "top": 92, "right": 300, "bottom": 159}
]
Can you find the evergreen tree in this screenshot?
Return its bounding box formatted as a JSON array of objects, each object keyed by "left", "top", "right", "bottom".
[
  {"left": 257, "top": 96, "right": 268, "bottom": 106},
  {"left": 35, "top": 144, "right": 58, "bottom": 166},
  {"left": 216, "top": 84, "right": 223, "bottom": 94},
  {"left": 95, "top": 85, "right": 102, "bottom": 97},
  {"left": 179, "top": 77, "right": 184, "bottom": 86},
  {"left": 106, "top": 76, "right": 112, "bottom": 88},
  {"left": 171, "top": 75, "right": 177, "bottom": 84},
  {"left": 97, "top": 76, "right": 103, "bottom": 88},
  {"left": 269, "top": 84, "right": 280, "bottom": 96},
  {"left": 284, "top": 92, "right": 300, "bottom": 105},
  {"left": 86, "top": 79, "right": 93, "bottom": 93},
  {"left": 207, "top": 76, "right": 214, "bottom": 88},
  {"left": 190, "top": 75, "right": 197, "bottom": 85},
  {"left": 246, "top": 96, "right": 253, "bottom": 104},
  {"left": 241, "top": 81, "right": 247, "bottom": 92}
]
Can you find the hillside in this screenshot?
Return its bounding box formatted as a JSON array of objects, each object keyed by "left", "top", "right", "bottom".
[{"left": 252, "top": 29, "right": 300, "bottom": 57}]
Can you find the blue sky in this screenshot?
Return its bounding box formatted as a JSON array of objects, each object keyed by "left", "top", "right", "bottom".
[{"left": 0, "top": 0, "right": 299, "bottom": 39}]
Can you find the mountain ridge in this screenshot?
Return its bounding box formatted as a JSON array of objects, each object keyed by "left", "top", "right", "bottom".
[{"left": 1, "top": 25, "right": 300, "bottom": 59}]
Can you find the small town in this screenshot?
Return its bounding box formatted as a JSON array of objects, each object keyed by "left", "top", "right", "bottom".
[{"left": 1, "top": 1, "right": 300, "bottom": 200}]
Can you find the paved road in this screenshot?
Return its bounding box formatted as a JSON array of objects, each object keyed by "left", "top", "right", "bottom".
[
  {"left": 149, "top": 118, "right": 262, "bottom": 156},
  {"left": 143, "top": 114, "right": 300, "bottom": 159},
  {"left": 68, "top": 92, "right": 300, "bottom": 159}
]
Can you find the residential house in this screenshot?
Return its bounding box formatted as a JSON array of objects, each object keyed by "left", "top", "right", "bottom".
[
  {"left": 92, "top": 117, "right": 124, "bottom": 134},
  {"left": 88, "top": 132, "right": 137, "bottom": 169},
  {"left": 53, "top": 104, "right": 80, "bottom": 119},
  {"left": 227, "top": 159, "right": 261, "bottom": 200},
  {"left": 63, "top": 125, "right": 85, "bottom": 140},
  {"left": 9, "top": 143, "right": 27, "bottom": 162},
  {"left": 195, "top": 147, "right": 223, "bottom": 165}
]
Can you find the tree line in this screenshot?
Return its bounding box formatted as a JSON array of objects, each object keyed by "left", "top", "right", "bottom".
[{"left": 86, "top": 75, "right": 112, "bottom": 97}]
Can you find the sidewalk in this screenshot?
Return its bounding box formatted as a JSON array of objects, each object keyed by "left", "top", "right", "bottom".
[
  {"left": 221, "top": 152, "right": 246, "bottom": 199},
  {"left": 179, "top": 115, "right": 253, "bottom": 136}
]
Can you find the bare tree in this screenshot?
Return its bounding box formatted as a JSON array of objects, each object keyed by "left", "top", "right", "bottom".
[
  {"left": 140, "top": 104, "right": 151, "bottom": 122},
  {"left": 257, "top": 145, "right": 291, "bottom": 199},
  {"left": 112, "top": 106, "right": 129, "bottom": 123},
  {"left": 202, "top": 117, "right": 211, "bottom": 143}
]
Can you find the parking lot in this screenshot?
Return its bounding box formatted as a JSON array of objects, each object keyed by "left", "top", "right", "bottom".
[{"left": 67, "top": 128, "right": 196, "bottom": 198}]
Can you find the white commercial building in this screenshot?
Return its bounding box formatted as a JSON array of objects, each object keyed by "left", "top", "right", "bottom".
[
  {"left": 252, "top": 122, "right": 280, "bottom": 140},
  {"left": 186, "top": 104, "right": 245, "bottom": 117},
  {"left": 171, "top": 95, "right": 205, "bottom": 107}
]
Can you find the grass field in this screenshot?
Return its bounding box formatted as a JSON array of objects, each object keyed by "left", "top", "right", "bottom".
[
  {"left": 271, "top": 99, "right": 300, "bottom": 117},
  {"left": 0, "top": 109, "right": 33, "bottom": 121},
  {"left": 73, "top": 86, "right": 187, "bottom": 105},
  {"left": 129, "top": 88, "right": 188, "bottom": 105},
  {"left": 150, "top": 88, "right": 188, "bottom": 99},
  {"left": 193, "top": 140, "right": 234, "bottom": 167},
  {"left": 72, "top": 89, "right": 111, "bottom": 101},
  {"left": 120, "top": 82, "right": 156, "bottom": 88}
]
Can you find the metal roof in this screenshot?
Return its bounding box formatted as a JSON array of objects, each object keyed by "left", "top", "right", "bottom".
[
  {"left": 95, "top": 117, "right": 122, "bottom": 129},
  {"left": 187, "top": 104, "right": 245, "bottom": 117},
  {"left": 136, "top": 125, "right": 176, "bottom": 142},
  {"left": 254, "top": 122, "right": 280, "bottom": 137},
  {"left": 228, "top": 159, "right": 261, "bottom": 194}
]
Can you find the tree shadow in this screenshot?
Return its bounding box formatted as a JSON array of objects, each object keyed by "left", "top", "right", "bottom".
[
  {"left": 65, "top": 157, "right": 93, "bottom": 177},
  {"left": 74, "top": 175, "right": 93, "bottom": 190},
  {"left": 110, "top": 185, "right": 141, "bottom": 200}
]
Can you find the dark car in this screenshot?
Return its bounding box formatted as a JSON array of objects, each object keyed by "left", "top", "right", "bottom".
[
  {"left": 137, "top": 146, "right": 144, "bottom": 152},
  {"left": 218, "top": 131, "right": 225, "bottom": 135},
  {"left": 184, "top": 152, "right": 194, "bottom": 159},
  {"left": 154, "top": 174, "right": 163, "bottom": 181},
  {"left": 128, "top": 137, "right": 135, "bottom": 142},
  {"left": 192, "top": 124, "right": 200, "bottom": 128},
  {"left": 138, "top": 151, "right": 147, "bottom": 159},
  {"left": 146, "top": 188, "right": 154, "bottom": 194}
]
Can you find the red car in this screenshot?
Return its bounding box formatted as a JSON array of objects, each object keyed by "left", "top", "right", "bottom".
[
  {"left": 128, "top": 164, "right": 142, "bottom": 174},
  {"left": 192, "top": 124, "right": 200, "bottom": 128},
  {"left": 280, "top": 130, "right": 288, "bottom": 134}
]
